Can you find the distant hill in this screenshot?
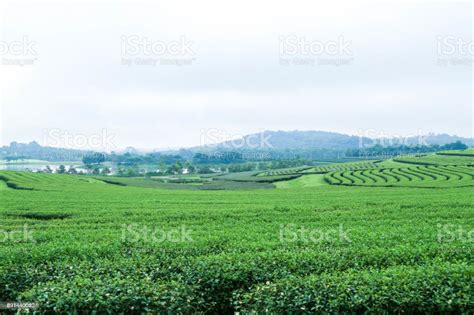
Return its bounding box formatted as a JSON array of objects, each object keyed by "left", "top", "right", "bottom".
[
  {"left": 410, "top": 133, "right": 474, "bottom": 146},
  {"left": 230, "top": 130, "right": 362, "bottom": 150},
  {"left": 198, "top": 130, "right": 474, "bottom": 151},
  {"left": 0, "top": 141, "right": 91, "bottom": 162},
  {"left": 177, "top": 130, "right": 474, "bottom": 161},
  {"left": 2, "top": 131, "right": 473, "bottom": 162}
]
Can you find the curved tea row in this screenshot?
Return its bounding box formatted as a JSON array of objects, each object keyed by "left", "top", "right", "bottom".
[
  {"left": 324, "top": 165, "right": 474, "bottom": 188},
  {"left": 301, "top": 161, "right": 381, "bottom": 174}
]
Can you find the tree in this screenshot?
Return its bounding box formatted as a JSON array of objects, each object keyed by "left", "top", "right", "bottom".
[
  {"left": 4, "top": 155, "right": 28, "bottom": 163},
  {"left": 82, "top": 153, "right": 106, "bottom": 165},
  {"left": 68, "top": 166, "right": 77, "bottom": 174},
  {"left": 441, "top": 141, "right": 467, "bottom": 151},
  {"left": 57, "top": 165, "right": 66, "bottom": 174},
  {"left": 174, "top": 160, "right": 183, "bottom": 174},
  {"left": 159, "top": 161, "right": 166, "bottom": 174},
  {"left": 84, "top": 164, "right": 93, "bottom": 174},
  {"left": 166, "top": 165, "right": 176, "bottom": 175},
  {"left": 198, "top": 165, "right": 212, "bottom": 174},
  {"left": 101, "top": 167, "right": 111, "bottom": 175},
  {"left": 126, "top": 167, "right": 138, "bottom": 177},
  {"left": 44, "top": 166, "right": 53, "bottom": 173}
]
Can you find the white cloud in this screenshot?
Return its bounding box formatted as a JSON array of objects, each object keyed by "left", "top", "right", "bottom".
[{"left": 1, "top": 0, "right": 472, "bottom": 149}]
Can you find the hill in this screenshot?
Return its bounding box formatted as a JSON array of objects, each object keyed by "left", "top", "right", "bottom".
[
  {"left": 2, "top": 131, "right": 473, "bottom": 162},
  {"left": 209, "top": 130, "right": 474, "bottom": 150},
  {"left": 0, "top": 141, "right": 91, "bottom": 162}
]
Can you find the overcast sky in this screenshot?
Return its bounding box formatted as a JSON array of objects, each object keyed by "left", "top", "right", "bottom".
[{"left": 0, "top": 0, "right": 472, "bottom": 151}]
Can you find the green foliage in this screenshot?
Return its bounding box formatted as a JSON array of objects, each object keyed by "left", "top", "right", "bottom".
[
  {"left": 215, "top": 170, "right": 300, "bottom": 183},
  {"left": 302, "top": 160, "right": 381, "bottom": 174},
  {"left": 324, "top": 165, "right": 474, "bottom": 188},
  {"left": 437, "top": 148, "right": 474, "bottom": 157},
  {"left": 258, "top": 166, "right": 312, "bottom": 176},
  {"left": 82, "top": 152, "right": 106, "bottom": 165},
  {"left": 233, "top": 263, "right": 473, "bottom": 314},
  {"left": 57, "top": 165, "right": 66, "bottom": 174},
  {"left": 21, "top": 277, "right": 203, "bottom": 314},
  {"left": 68, "top": 166, "right": 77, "bottom": 174},
  {"left": 346, "top": 141, "right": 469, "bottom": 158},
  {"left": 88, "top": 175, "right": 274, "bottom": 190},
  {"left": 0, "top": 154, "right": 473, "bottom": 313}
]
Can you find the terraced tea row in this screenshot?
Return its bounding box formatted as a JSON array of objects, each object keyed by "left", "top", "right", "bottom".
[
  {"left": 0, "top": 171, "right": 105, "bottom": 191},
  {"left": 214, "top": 170, "right": 301, "bottom": 183},
  {"left": 325, "top": 165, "right": 474, "bottom": 187},
  {"left": 301, "top": 160, "right": 381, "bottom": 174},
  {"left": 257, "top": 166, "right": 312, "bottom": 177}
]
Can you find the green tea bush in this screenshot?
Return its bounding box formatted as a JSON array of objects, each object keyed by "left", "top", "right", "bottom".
[{"left": 233, "top": 263, "right": 473, "bottom": 314}]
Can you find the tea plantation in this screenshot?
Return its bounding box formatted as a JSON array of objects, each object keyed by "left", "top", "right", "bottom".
[{"left": 0, "top": 153, "right": 473, "bottom": 313}]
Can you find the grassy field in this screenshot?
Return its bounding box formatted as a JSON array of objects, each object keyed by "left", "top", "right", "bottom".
[{"left": 0, "top": 155, "right": 473, "bottom": 313}]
